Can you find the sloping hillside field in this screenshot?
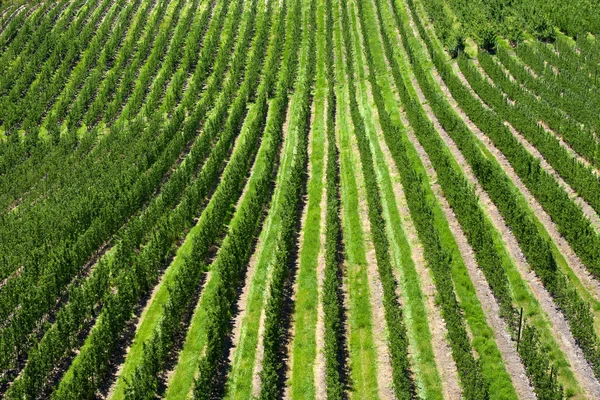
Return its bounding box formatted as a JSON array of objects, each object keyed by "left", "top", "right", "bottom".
[{"left": 1, "top": 0, "right": 600, "bottom": 398}]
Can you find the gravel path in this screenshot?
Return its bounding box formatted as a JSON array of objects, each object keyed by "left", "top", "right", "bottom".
[
  {"left": 451, "top": 63, "right": 600, "bottom": 305},
  {"left": 421, "top": 38, "right": 600, "bottom": 397}
]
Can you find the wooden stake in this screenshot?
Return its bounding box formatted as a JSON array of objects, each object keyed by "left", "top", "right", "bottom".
[{"left": 516, "top": 307, "right": 523, "bottom": 351}]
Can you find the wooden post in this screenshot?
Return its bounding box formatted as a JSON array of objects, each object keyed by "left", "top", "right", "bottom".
[{"left": 516, "top": 307, "right": 523, "bottom": 351}]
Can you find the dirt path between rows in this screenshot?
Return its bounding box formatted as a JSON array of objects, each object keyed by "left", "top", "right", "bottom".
[
  {"left": 503, "top": 118, "right": 600, "bottom": 234},
  {"left": 404, "top": 120, "right": 535, "bottom": 398},
  {"left": 377, "top": 119, "right": 462, "bottom": 399},
  {"left": 481, "top": 56, "right": 600, "bottom": 178},
  {"left": 349, "top": 116, "right": 396, "bottom": 399},
  {"left": 469, "top": 59, "right": 600, "bottom": 234},
  {"left": 251, "top": 308, "right": 267, "bottom": 397},
  {"left": 450, "top": 63, "right": 600, "bottom": 306},
  {"left": 538, "top": 119, "right": 600, "bottom": 178},
  {"left": 314, "top": 191, "right": 328, "bottom": 400},
  {"left": 405, "top": 14, "right": 600, "bottom": 393},
  {"left": 314, "top": 109, "right": 329, "bottom": 400}
]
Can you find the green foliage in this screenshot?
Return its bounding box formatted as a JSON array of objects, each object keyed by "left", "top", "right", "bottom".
[
  {"left": 343, "top": 0, "right": 416, "bottom": 397},
  {"left": 322, "top": 0, "right": 346, "bottom": 397},
  {"left": 533, "top": 16, "right": 556, "bottom": 42},
  {"left": 1, "top": 0, "right": 599, "bottom": 397},
  {"left": 479, "top": 25, "right": 498, "bottom": 52},
  {"left": 258, "top": 1, "right": 315, "bottom": 395},
  {"left": 407, "top": 1, "right": 566, "bottom": 396},
  {"left": 1, "top": 0, "right": 260, "bottom": 395},
  {"left": 462, "top": 53, "right": 600, "bottom": 282},
  {"left": 447, "top": 28, "right": 466, "bottom": 58},
  {"left": 371, "top": 0, "right": 490, "bottom": 397},
  {"left": 191, "top": 1, "right": 302, "bottom": 397},
  {"left": 420, "top": 0, "right": 600, "bottom": 52},
  {"left": 121, "top": 1, "right": 274, "bottom": 398},
  {"left": 491, "top": 47, "right": 600, "bottom": 171}
]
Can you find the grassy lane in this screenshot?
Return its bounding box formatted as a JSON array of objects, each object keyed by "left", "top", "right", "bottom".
[
  {"left": 339, "top": 0, "right": 460, "bottom": 397},
  {"left": 333, "top": 0, "right": 379, "bottom": 396},
  {"left": 366, "top": 0, "right": 521, "bottom": 396},
  {"left": 347, "top": 1, "right": 445, "bottom": 398},
  {"left": 223, "top": 65, "right": 294, "bottom": 400},
  {"left": 107, "top": 4, "right": 266, "bottom": 397},
  {"left": 407, "top": 0, "right": 590, "bottom": 395},
  {"left": 321, "top": 0, "right": 348, "bottom": 395},
  {"left": 345, "top": 0, "right": 517, "bottom": 396},
  {"left": 164, "top": 1, "right": 298, "bottom": 397},
  {"left": 225, "top": 1, "right": 312, "bottom": 397},
  {"left": 287, "top": 0, "right": 327, "bottom": 395},
  {"left": 44, "top": 0, "right": 244, "bottom": 394},
  {"left": 368, "top": 0, "right": 524, "bottom": 397},
  {"left": 165, "top": 90, "right": 279, "bottom": 400}
]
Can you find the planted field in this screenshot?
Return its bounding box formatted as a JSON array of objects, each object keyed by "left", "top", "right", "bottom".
[{"left": 1, "top": 0, "right": 600, "bottom": 398}]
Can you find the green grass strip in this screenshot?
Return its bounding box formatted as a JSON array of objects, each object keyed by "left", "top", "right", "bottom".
[
  {"left": 348, "top": 2, "right": 444, "bottom": 398},
  {"left": 226, "top": 3, "right": 317, "bottom": 397},
  {"left": 408, "top": 0, "right": 584, "bottom": 394},
  {"left": 332, "top": 0, "right": 379, "bottom": 396},
  {"left": 224, "top": 86, "right": 298, "bottom": 400},
  {"left": 288, "top": 0, "right": 327, "bottom": 396},
  {"left": 361, "top": 0, "right": 517, "bottom": 396}
]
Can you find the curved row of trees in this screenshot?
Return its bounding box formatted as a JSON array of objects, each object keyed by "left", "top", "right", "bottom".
[{"left": 411, "top": 0, "right": 600, "bottom": 390}]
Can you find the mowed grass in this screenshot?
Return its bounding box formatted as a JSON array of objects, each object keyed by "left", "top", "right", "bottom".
[
  {"left": 333, "top": 0, "right": 380, "bottom": 396},
  {"left": 224, "top": 3, "right": 314, "bottom": 398},
  {"left": 348, "top": 1, "right": 445, "bottom": 398},
  {"left": 409, "top": 1, "right": 589, "bottom": 395},
  {"left": 357, "top": 0, "right": 519, "bottom": 397},
  {"left": 288, "top": 0, "right": 327, "bottom": 395}
]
